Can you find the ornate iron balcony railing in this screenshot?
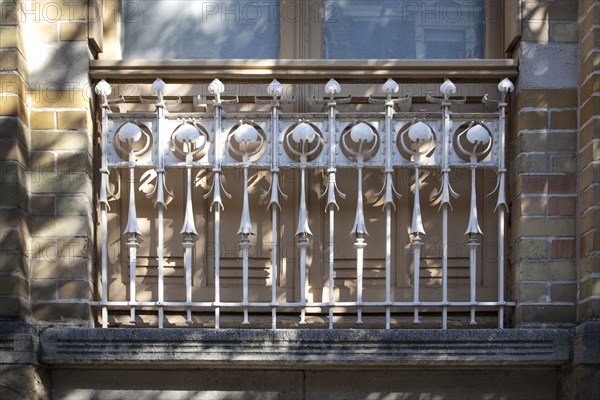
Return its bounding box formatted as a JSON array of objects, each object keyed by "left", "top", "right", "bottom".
[{"left": 94, "top": 77, "right": 514, "bottom": 329}]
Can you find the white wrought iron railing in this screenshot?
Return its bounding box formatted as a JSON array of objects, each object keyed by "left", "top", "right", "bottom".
[{"left": 94, "top": 77, "right": 515, "bottom": 329}]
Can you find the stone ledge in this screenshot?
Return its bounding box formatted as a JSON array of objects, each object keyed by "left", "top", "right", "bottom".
[
  {"left": 40, "top": 328, "right": 572, "bottom": 368},
  {"left": 0, "top": 321, "right": 39, "bottom": 365},
  {"left": 573, "top": 321, "right": 600, "bottom": 365}
]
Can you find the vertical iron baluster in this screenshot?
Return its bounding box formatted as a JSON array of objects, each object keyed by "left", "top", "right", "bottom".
[
  {"left": 260, "top": 79, "right": 288, "bottom": 330},
  {"left": 230, "top": 123, "right": 264, "bottom": 325},
  {"left": 145, "top": 79, "right": 169, "bottom": 328},
  {"left": 343, "top": 122, "right": 377, "bottom": 324},
  {"left": 203, "top": 79, "right": 232, "bottom": 329},
  {"left": 120, "top": 123, "right": 144, "bottom": 324},
  {"left": 458, "top": 122, "right": 493, "bottom": 326},
  {"left": 427, "top": 79, "right": 464, "bottom": 328},
  {"left": 495, "top": 78, "right": 514, "bottom": 328},
  {"left": 286, "top": 122, "right": 321, "bottom": 325},
  {"left": 314, "top": 79, "right": 348, "bottom": 329},
  {"left": 400, "top": 121, "right": 435, "bottom": 324},
  {"left": 175, "top": 121, "right": 206, "bottom": 324},
  {"left": 370, "top": 78, "right": 403, "bottom": 329},
  {"left": 95, "top": 80, "right": 112, "bottom": 328}
]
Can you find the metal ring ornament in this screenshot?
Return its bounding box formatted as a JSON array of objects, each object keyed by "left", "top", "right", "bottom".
[
  {"left": 226, "top": 122, "right": 266, "bottom": 162},
  {"left": 114, "top": 121, "right": 153, "bottom": 160},
  {"left": 340, "top": 122, "right": 380, "bottom": 163},
  {"left": 397, "top": 120, "right": 437, "bottom": 160},
  {"left": 284, "top": 122, "right": 323, "bottom": 162},
  {"left": 171, "top": 121, "right": 210, "bottom": 161},
  {"left": 454, "top": 122, "right": 493, "bottom": 162}
]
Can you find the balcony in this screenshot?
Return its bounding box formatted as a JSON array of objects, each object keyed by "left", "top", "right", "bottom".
[{"left": 94, "top": 75, "right": 515, "bottom": 330}]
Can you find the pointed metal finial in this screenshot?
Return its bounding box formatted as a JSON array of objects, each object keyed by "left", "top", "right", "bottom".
[
  {"left": 382, "top": 78, "right": 399, "bottom": 94},
  {"left": 268, "top": 79, "right": 284, "bottom": 97}
]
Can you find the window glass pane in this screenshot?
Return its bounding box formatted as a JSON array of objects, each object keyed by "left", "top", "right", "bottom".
[
  {"left": 323, "top": 0, "right": 485, "bottom": 59},
  {"left": 122, "top": 0, "right": 280, "bottom": 59}
]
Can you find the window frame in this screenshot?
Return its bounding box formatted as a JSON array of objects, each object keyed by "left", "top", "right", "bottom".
[{"left": 97, "top": 0, "right": 511, "bottom": 61}]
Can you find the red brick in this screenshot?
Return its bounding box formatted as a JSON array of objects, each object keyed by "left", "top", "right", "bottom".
[
  {"left": 548, "top": 197, "right": 576, "bottom": 216},
  {"left": 552, "top": 239, "right": 576, "bottom": 259},
  {"left": 519, "top": 175, "right": 577, "bottom": 194},
  {"left": 580, "top": 229, "right": 600, "bottom": 256}
]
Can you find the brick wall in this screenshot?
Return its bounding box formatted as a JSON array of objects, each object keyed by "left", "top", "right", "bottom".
[
  {"left": 0, "top": 0, "right": 30, "bottom": 320},
  {"left": 578, "top": 0, "right": 600, "bottom": 322},
  {"left": 511, "top": 0, "right": 581, "bottom": 326},
  {"left": 0, "top": 0, "right": 94, "bottom": 324}
]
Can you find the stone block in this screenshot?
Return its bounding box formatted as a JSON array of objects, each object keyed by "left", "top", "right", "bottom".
[
  {"left": 28, "top": 42, "right": 89, "bottom": 89},
  {"left": 522, "top": 0, "right": 579, "bottom": 21},
  {"left": 516, "top": 153, "right": 548, "bottom": 174},
  {"left": 580, "top": 27, "right": 600, "bottom": 61},
  {"left": 550, "top": 110, "right": 577, "bottom": 130},
  {"left": 517, "top": 239, "right": 548, "bottom": 260},
  {"left": 31, "top": 258, "right": 90, "bottom": 279},
  {"left": 30, "top": 88, "right": 90, "bottom": 109},
  {"left": 550, "top": 154, "right": 577, "bottom": 173},
  {"left": 551, "top": 283, "right": 577, "bottom": 302},
  {"left": 515, "top": 174, "right": 577, "bottom": 195},
  {"left": 522, "top": 20, "right": 549, "bottom": 42},
  {"left": 0, "top": 273, "right": 27, "bottom": 297},
  {"left": 579, "top": 299, "right": 600, "bottom": 321},
  {"left": 57, "top": 195, "right": 90, "bottom": 216},
  {"left": 580, "top": 253, "right": 600, "bottom": 277},
  {"left": 519, "top": 42, "right": 579, "bottom": 89},
  {"left": 516, "top": 217, "right": 576, "bottom": 237},
  {"left": 516, "top": 88, "right": 578, "bottom": 109},
  {"left": 0, "top": 365, "right": 48, "bottom": 400},
  {"left": 517, "top": 282, "right": 548, "bottom": 302},
  {"left": 0, "top": 116, "right": 27, "bottom": 146},
  {"left": 57, "top": 111, "right": 87, "bottom": 129},
  {"left": 580, "top": 229, "right": 600, "bottom": 257},
  {"left": 30, "top": 172, "right": 92, "bottom": 195},
  {"left": 580, "top": 1, "right": 600, "bottom": 34},
  {"left": 0, "top": 1, "right": 19, "bottom": 25},
  {"left": 516, "top": 111, "right": 547, "bottom": 132},
  {"left": 579, "top": 277, "right": 600, "bottom": 300},
  {"left": 580, "top": 96, "right": 600, "bottom": 125},
  {"left": 519, "top": 132, "right": 577, "bottom": 152},
  {"left": 580, "top": 74, "right": 600, "bottom": 102},
  {"left": 517, "top": 304, "right": 577, "bottom": 326},
  {"left": 32, "top": 302, "right": 91, "bottom": 322},
  {"left": 0, "top": 297, "right": 21, "bottom": 317},
  {"left": 550, "top": 21, "right": 579, "bottom": 42},
  {"left": 0, "top": 72, "right": 25, "bottom": 98},
  {"left": 515, "top": 195, "right": 547, "bottom": 216},
  {"left": 59, "top": 22, "right": 86, "bottom": 41},
  {"left": 31, "top": 279, "right": 58, "bottom": 301},
  {"left": 56, "top": 238, "right": 88, "bottom": 258},
  {"left": 58, "top": 280, "right": 91, "bottom": 300},
  {"left": 30, "top": 216, "right": 91, "bottom": 237},
  {"left": 579, "top": 52, "right": 600, "bottom": 82},
  {"left": 30, "top": 111, "right": 55, "bottom": 130},
  {"left": 580, "top": 184, "right": 600, "bottom": 219},
  {"left": 579, "top": 207, "right": 600, "bottom": 234},
  {"left": 28, "top": 22, "right": 58, "bottom": 41},
  {"left": 0, "top": 49, "right": 24, "bottom": 73},
  {"left": 0, "top": 94, "right": 18, "bottom": 115},
  {"left": 31, "top": 130, "right": 92, "bottom": 153},
  {"left": 30, "top": 195, "right": 55, "bottom": 216}
]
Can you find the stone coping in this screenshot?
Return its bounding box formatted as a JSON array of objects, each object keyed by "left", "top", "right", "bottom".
[
  {"left": 90, "top": 59, "right": 518, "bottom": 82},
  {"left": 38, "top": 327, "right": 572, "bottom": 369}
]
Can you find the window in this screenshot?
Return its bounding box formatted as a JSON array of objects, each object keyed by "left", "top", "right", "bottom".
[
  {"left": 117, "top": 0, "right": 491, "bottom": 60},
  {"left": 121, "top": 0, "right": 280, "bottom": 59}
]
